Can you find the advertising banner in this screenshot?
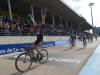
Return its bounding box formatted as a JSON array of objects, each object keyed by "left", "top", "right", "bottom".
[
  {"left": 0, "top": 40, "right": 68, "bottom": 55},
  {"left": 55, "top": 40, "right": 69, "bottom": 46},
  {"left": 0, "top": 41, "right": 55, "bottom": 55}
]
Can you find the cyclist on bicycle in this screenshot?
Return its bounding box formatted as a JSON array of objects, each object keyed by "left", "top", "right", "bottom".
[
  {"left": 69, "top": 33, "right": 76, "bottom": 47},
  {"left": 81, "top": 33, "right": 87, "bottom": 47},
  {"left": 30, "top": 25, "right": 44, "bottom": 60}
]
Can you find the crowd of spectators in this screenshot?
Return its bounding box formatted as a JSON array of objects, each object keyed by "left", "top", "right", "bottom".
[
  {"left": 43, "top": 24, "right": 67, "bottom": 36},
  {"left": 0, "top": 15, "right": 68, "bottom": 36}
]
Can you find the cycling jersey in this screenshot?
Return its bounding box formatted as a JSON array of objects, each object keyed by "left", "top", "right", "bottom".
[{"left": 34, "top": 31, "right": 43, "bottom": 46}]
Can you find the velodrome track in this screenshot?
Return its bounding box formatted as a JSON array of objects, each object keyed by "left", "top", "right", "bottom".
[{"left": 0, "top": 38, "right": 100, "bottom": 75}]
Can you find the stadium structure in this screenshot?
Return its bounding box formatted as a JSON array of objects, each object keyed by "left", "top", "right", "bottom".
[{"left": 0, "top": 0, "right": 93, "bottom": 36}]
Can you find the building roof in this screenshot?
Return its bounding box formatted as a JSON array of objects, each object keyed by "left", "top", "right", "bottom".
[{"left": 0, "top": 0, "right": 93, "bottom": 29}]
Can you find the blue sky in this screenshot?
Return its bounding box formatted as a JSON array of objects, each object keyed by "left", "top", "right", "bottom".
[{"left": 61, "top": 0, "right": 100, "bottom": 27}]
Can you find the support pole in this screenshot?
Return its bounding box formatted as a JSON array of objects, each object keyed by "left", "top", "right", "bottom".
[
  {"left": 7, "top": 0, "right": 12, "bottom": 21},
  {"left": 60, "top": 18, "right": 62, "bottom": 25},
  {"left": 30, "top": 5, "right": 36, "bottom": 24},
  {"left": 52, "top": 15, "right": 55, "bottom": 25},
  {"left": 66, "top": 19, "right": 68, "bottom": 31},
  {"left": 41, "top": 9, "right": 45, "bottom": 24}
]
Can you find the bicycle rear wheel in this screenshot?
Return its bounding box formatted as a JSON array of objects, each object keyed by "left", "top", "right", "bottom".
[
  {"left": 39, "top": 49, "right": 48, "bottom": 64},
  {"left": 83, "top": 41, "right": 87, "bottom": 48},
  {"left": 15, "top": 53, "right": 32, "bottom": 72}
]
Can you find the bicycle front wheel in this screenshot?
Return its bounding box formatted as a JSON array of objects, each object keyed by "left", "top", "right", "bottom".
[
  {"left": 39, "top": 49, "right": 48, "bottom": 64},
  {"left": 15, "top": 53, "right": 32, "bottom": 72}
]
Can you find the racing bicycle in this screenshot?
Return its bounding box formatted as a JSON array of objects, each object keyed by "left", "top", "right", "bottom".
[{"left": 15, "top": 47, "right": 48, "bottom": 72}]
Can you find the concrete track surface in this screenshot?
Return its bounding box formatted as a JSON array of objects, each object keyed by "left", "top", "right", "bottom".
[{"left": 0, "top": 38, "right": 100, "bottom": 75}]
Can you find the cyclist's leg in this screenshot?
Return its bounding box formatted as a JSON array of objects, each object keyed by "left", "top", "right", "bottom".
[
  {"left": 83, "top": 39, "right": 85, "bottom": 46},
  {"left": 71, "top": 40, "right": 74, "bottom": 48},
  {"left": 69, "top": 40, "right": 71, "bottom": 47},
  {"left": 83, "top": 39, "right": 87, "bottom": 47},
  {"left": 72, "top": 40, "right": 75, "bottom": 47},
  {"left": 74, "top": 40, "right": 76, "bottom": 47},
  {"left": 69, "top": 38, "right": 73, "bottom": 47},
  {"left": 84, "top": 39, "right": 87, "bottom": 46}
]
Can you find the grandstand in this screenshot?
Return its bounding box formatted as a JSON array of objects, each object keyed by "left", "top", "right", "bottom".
[{"left": 0, "top": 0, "right": 93, "bottom": 36}]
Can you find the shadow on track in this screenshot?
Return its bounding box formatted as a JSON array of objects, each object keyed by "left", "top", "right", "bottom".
[
  {"left": 10, "top": 65, "right": 40, "bottom": 75},
  {"left": 63, "top": 48, "right": 72, "bottom": 52},
  {"left": 75, "top": 47, "right": 85, "bottom": 51}
]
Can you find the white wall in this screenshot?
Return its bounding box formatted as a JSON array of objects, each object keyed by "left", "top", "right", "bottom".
[{"left": 0, "top": 36, "right": 69, "bottom": 44}]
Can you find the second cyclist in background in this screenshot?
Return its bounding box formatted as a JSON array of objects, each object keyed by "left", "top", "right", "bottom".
[
  {"left": 81, "top": 33, "right": 87, "bottom": 48},
  {"left": 69, "top": 33, "right": 76, "bottom": 48}
]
